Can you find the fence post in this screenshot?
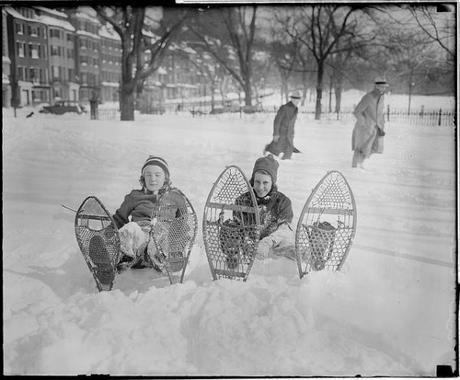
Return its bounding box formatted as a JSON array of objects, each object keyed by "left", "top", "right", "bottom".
[
  {"left": 438, "top": 108, "right": 442, "bottom": 126},
  {"left": 387, "top": 104, "right": 390, "bottom": 122}
]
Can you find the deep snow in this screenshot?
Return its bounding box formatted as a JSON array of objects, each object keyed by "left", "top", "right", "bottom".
[{"left": 2, "top": 94, "right": 457, "bottom": 376}]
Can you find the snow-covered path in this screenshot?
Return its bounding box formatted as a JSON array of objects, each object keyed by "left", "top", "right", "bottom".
[{"left": 3, "top": 106, "right": 457, "bottom": 376}]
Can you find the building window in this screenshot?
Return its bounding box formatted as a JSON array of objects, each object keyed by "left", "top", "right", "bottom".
[
  {"left": 17, "top": 67, "right": 24, "bottom": 81},
  {"left": 67, "top": 49, "right": 74, "bottom": 59},
  {"left": 16, "top": 23, "right": 24, "bottom": 35},
  {"left": 51, "top": 45, "right": 59, "bottom": 56},
  {"left": 17, "top": 42, "right": 25, "bottom": 57},
  {"left": 67, "top": 33, "right": 73, "bottom": 42},
  {"left": 50, "top": 29, "right": 61, "bottom": 38},
  {"left": 19, "top": 8, "right": 33, "bottom": 19},
  {"left": 28, "top": 25, "right": 38, "bottom": 37},
  {"left": 52, "top": 66, "right": 59, "bottom": 80},
  {"left": 39, "top": 68, "right": 46, "bottom": 83},
  {"left": 29, "top": 44, "right": 39, "bottom": 59},
  {"left": 60, "top": 66, "right": 66, "bottom": 81},
  {"left": 32, "top": 89, "right": 48, "bottom": 102},
  {"left": 29, "top": 68, "right": 38, "bottom": 82}
]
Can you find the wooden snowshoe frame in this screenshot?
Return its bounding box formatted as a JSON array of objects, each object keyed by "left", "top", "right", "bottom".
[
  {"left": 295, "top": 171, "right": 357, "bottom": 278},
  {"left": 203, "top": 166, "right": 260, "bottom": 281},
  {"left": 75, "top": 196, "right": 120, "bottom": 291},
  {"left": 150, "top": 188, "right": 198, "bottom": 285}
]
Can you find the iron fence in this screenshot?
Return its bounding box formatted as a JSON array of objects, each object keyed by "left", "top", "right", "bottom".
[{"left": 91, "top": 103, "right": 456, "bottom": 127}]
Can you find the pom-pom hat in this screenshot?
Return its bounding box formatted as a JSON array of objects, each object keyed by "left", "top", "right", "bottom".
[
  {"left": 251, "top": 154, "right": 279, "bottom": 184},
  {"left": 141, "top": 156, "right": 169, "bottom": 177}
]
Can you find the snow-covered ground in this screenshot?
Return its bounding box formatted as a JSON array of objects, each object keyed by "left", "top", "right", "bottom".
[{"left": 3, "top": 95, "right": 457, "bottom": 376}]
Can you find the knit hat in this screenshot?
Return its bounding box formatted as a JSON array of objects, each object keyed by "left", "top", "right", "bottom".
[
  {"left": 141, "top": 156, "right": 169, "bottom": 178},
  {"left": 251, "top": 154, "right": 279, "bottom": 184}
]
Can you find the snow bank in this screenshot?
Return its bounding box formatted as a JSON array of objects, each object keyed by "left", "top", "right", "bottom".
[{"left": 2, "top": 100, "right": 456, "bottom": 376}]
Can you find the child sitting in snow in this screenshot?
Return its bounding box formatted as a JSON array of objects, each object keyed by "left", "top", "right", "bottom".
[
  {"left": 112, "top": 156, "right": 187, "bottom": 270},
  {"left": 229, "top": 154, "right": 294, "bottom": 262}
]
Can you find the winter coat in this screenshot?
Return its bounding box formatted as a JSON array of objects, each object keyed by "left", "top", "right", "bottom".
[
  {"left": 352, "top": 89, "right": 386, "bottom": 157},
  {"left": 235, "top": 185, "right": 293, "bottom": 240},
  {"left": 112, "top": 187, "right": 186, "bottom": 229},
  {"left": 265, "top": 101, "right": 298, "bottom": 156}
]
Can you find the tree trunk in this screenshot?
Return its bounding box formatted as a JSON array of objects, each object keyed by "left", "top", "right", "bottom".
[
  {"left": 328, "top": 75, "right": 333, "bottom": 113},
  {"left": 408, "top": 68, "right": 414, "bottom": 114},
  {"left": 301, "top": 69, "right": 308, "bottom": 106},
  {"left": 334, "top": 71, "right": 344, "bottom": 113},
  {"left": 244, "top": 82, "right": 252, "bottom": 106},
  {"left": 120, "top": 84, "right": 135, "bottom": 121},
  {"left": 210, "top": 82, "right": 216, "bottom": 111},
  {"left": 281, "top": 77, "right": 289, "bottom": 104},
  {"left": 334, "top": 86, "right": 342, "bottom": 113},
  {"left": 120, "top": 45, "right": 136, "bottom": 121},
  {"left": 314, "top": 61, "right": 324, "bottom": 120}
]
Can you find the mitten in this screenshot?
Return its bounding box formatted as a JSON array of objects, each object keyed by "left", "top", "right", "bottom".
[{"left": 256, "top": 237, "right": 274, "bottom": 260}]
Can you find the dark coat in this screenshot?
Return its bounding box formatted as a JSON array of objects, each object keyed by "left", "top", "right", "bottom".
[
  {"left": 235, "top": 186, "right": 293, "bottom": 240},
  {"left": 265, "top": 101, "right": 298, "bottom": 157},
  {"left": 352, "top": 90, "right": 386, "bottom": 157},
  {"left": 112, "top": 187, "right": 185, "bottom": 229}
]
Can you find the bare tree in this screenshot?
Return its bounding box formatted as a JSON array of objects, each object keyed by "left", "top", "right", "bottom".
[
  {"left": 408, "top": 5, "right": 455, "bottom": 62},
  {"left": 289, "top": 5, "right": 363, "bottom": 119},
  {"left": 95, "top": 6, "right": 189, "bottom": 120},
  {"left": 189, "top": 6, "right": 258, "bottom": 106},
  {"left": 176, "top": 44, "right": 226, "bottom": 111},
  {"left": 326, "top": 13, "right": 375, "bottom": 113},
  {"left": 268, "top": 12, "right": 299, "bottom": 104}
]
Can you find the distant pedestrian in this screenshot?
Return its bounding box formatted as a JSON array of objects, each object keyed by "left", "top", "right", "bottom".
[
  {"left": 351, "top": 77, "right": 389, "bottom": 169},
  {"left": 90, "top": 91, "right": 99, "bottom": 120},
  {"left": 264, "top": 91, "right": 302, "bottom": 161}
]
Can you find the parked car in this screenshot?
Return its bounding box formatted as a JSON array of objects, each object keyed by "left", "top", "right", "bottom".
[{"left": 39, "top": 101, "right": 87, "bottom": 115}]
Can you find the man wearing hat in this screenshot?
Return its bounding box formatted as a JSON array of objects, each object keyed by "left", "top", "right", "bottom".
[
  {"left": 351, "top": 77, "right": 389, "bottom": 169},
  {"left": 264, "top": 90, "right": 302, "bottom": 160}
]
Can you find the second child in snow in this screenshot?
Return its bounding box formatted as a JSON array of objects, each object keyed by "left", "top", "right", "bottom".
[{"left": 235, "top": 154, "right": 295, "bottom": 260}]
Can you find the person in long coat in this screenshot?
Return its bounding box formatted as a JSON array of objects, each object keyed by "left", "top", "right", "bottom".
[
  {"left": 264, "top": 91, "right": 301, "bottom": 160},
  {"left": 351, "top": 77, "right": 389, "bottom": 168}
]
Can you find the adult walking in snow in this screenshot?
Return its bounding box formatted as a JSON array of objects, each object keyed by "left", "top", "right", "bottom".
[
  {"left": 351, "top": 77, "right": 389, "bottom": 169},
  {"left": 264, "top": 91, "right": 302, "bottom": 161}
]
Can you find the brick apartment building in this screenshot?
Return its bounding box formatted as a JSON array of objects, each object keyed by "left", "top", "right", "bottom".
[
  {"left": 2, "top": 5, "right": 206, "bottom": 109},
  {"left": 6, "top": 7, "right": 51, "bottom": 106},
  {"left": 2, "top": 8, "right": 11, "bottom": 107}
]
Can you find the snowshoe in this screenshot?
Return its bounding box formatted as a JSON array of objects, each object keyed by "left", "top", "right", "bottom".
[
  {"left": 88, "top": 235, "right": 116, "bottom": 289},
  {"left": 75, "top": 196, "right": 121, "bottom": 291},
  {"left": 295, "top": 171, "right": 357, "bottom": 279}
]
